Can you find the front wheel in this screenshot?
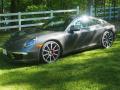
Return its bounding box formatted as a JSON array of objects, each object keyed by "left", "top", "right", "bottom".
[
  {"left": 101, "top": 31, "right": 114, "bottom": 48},
  {"left": 41, "top": 41, "right": 61, "bottom": 63}
]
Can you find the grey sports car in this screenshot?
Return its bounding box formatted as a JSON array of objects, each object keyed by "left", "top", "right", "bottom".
[{"left": 3, "top": 16, "right": 116, "bottom": 63}]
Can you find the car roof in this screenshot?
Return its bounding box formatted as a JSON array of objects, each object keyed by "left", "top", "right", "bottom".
[{"left": 52, "top": 15, "right": 95, "bottom": 20}]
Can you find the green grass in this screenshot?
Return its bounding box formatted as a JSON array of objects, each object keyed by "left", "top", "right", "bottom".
[{"left": 0, "top": 32, "right": 120, "bottom": 90}]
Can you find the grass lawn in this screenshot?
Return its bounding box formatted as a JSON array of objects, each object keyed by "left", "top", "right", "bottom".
[{"left": 0, "top": 32, "right": 120, "bottom": 90}]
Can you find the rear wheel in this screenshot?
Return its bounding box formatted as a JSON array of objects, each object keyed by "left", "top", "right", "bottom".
[
  {"left": 41, "top": 41, "right": 61, "bottom": 63},
  {"left": 101, "top": 31, "right": 114, "bottom": 48}
]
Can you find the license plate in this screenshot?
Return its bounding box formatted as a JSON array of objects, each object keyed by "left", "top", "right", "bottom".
[{"left": 3, "top": 49, "right": 7, "bottom": 55}]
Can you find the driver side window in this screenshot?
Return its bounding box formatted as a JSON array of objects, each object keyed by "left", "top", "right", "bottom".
[
  {"left": 73, "top": 20, "right": 82, "bottom": 30},
  {"left": 75, "top": 20, "right": 89, "bottom": 29}
]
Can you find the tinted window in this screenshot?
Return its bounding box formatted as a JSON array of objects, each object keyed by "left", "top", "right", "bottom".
[
  {"left": 42, "top": 17, "right": 72, "bottom": 31},
  {"left": 74, "top": 20, "right": 82, "bottom": 30},
  {"left": 91, "top": 18, "right": 101, "bottom": 25},
  {"left": 74, "top": 18, "right": 92, "bottom": 29},
  {"left": 74, "top": 18, "right": 102, "bottom": 30}
]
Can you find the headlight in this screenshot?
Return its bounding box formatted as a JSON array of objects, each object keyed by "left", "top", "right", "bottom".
[{"left": 24, "top": 39, "right": 36, "bottom": 47}]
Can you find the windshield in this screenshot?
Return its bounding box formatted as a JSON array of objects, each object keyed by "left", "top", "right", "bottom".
[
  {"left": 42, "top": 17, "right": 72, "bottom": 31},
  {"left": 11, "top": 17, "right": 72, "bottom": 37}
]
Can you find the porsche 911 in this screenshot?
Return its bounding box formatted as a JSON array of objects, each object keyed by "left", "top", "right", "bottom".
[{"left": 3, "top": 16, "right": 116, "bottom": 63}]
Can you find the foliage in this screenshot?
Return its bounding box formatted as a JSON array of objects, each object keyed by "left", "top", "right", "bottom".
[
  {"left": 0, "top": 0, "right": 88, "bottom": 13},
  {"left": 26, "top": 5, "right": 47, "bottom": 12},
  {"left": 1, "top": 0, "right": 120, "bottom": 14}
]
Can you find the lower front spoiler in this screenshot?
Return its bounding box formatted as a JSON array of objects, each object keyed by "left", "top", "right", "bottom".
[{"left": 2, "top": 49, "right": 39, "bottom": 63}]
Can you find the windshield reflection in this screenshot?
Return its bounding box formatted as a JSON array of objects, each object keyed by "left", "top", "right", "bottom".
[{"left": 42, "top": 17, "right": 72, "bottom": 31}]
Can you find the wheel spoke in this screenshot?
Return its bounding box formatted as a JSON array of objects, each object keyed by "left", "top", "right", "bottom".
[
  {"left": 43, "top": 49, "right": 49, "bottom": 53},
  {"left": 49, "top": 55, "right": 52, "bottom": 62},
  {"left": 52, "top": 55, "right": 55, "bottom": 60},
  {"left": 104, "top": 41, "right": 107, "bottom": 47},
  {"left": 108, "top": 42, "right": 111, "bottom": 47},
  {"left": 43, "top": 53, "right": 49, "bottom": 56},
  {"left": 53, "top": 44, "right": 57, "bottom": 50},
  {"left": 46, "top": 55, "right": 50, "bottom": 60},
  {"left": 53, "top": 53, "right": 59, "bottom": 56},
  {"left": 54, "top": 49, "right": 59, "bottom": 52},
  {"left": 46, "top": 45, "right": 50, "bottom": 51},
  {"left": 50, "top": 43, "right": 53, "bottom": 50}
]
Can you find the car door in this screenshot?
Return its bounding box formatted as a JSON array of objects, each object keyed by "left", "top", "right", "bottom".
[
  {"left": 74, "top": 18, "right": 98, "bottom": 49},
  {"left": 64, "top": 17, "right": 94, "bottom": 52},
  {"left": 62, "top": 18, "right": 101, "bottom": 51},
  {"left": 63, "top": 19, "right": 83, "bottom": 53},
  {"left": 63, "top": 29, "right": 81, "bottom": 53},
  {"left": 87, "top": 18, "right": 104, "bottom": 44}
]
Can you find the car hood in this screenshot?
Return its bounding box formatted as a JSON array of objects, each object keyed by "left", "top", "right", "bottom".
[{"left": 4, "top": 30, "right": 64, "bottom": 51}]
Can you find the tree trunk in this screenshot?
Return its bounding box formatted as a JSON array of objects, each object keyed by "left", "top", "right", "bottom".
[
  {"left": 10, "top": 0, "right": 17, "bottom": 13},
  {"left": 32, "top": 0, "right": 42, "bottom": 5},
  {"left": 47, "top": 0, "right": 51, "bottom": 9},
  {"left": 17, "top": 0, "right": 20, "bottom": 12},
  {"left": 0, "top": 0, "right": 4, "bottom": 13}
]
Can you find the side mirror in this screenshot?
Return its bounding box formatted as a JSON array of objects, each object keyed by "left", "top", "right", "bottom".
[{"left": 69, "top": 25, "right": 79, "bottom": 33}]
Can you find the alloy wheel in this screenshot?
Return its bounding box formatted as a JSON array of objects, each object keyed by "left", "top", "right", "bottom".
[
  {"left": 102, "top": 31, "right": 114, "bottom": 48},
  {"left": 42, "top": 41, "right": 61, "bottom": 63}
]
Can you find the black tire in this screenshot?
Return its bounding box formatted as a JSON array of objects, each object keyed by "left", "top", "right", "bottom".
[
  {"left": 40, "top": 41, "right": 61, "bottom": 63},
  {"left": 101, "top": 30, "right": 114, "bottom": 48}
]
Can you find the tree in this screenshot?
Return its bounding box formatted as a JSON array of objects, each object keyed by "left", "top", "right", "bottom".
[
  {"left": 10, "top": 0, "right": 17, "bottom": 13},
  {"left": 0, "top": 0, "right": 4, "bottom": 13}
]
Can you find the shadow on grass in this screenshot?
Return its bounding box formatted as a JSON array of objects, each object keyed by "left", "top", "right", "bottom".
[
  {"left": 0, "top": 33, "right": 119, "bottom": 90},
  {"left": 0, "top": 52, "right": 38, "bottom": 69},
  {"left": 0, "top": 45, "right": 100, "bottom": 70},
  {"left": 0, "top": 46, "right": 120, "bottom": 90}
]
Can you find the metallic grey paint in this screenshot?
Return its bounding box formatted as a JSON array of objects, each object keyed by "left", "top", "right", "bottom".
[{"left": 3, "top": 16, "right": 116, "bottom": 63}]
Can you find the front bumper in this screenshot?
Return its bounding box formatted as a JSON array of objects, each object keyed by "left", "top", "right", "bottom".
[{"left": 2, "top": 49, "right": 38, "bottom": 63}]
